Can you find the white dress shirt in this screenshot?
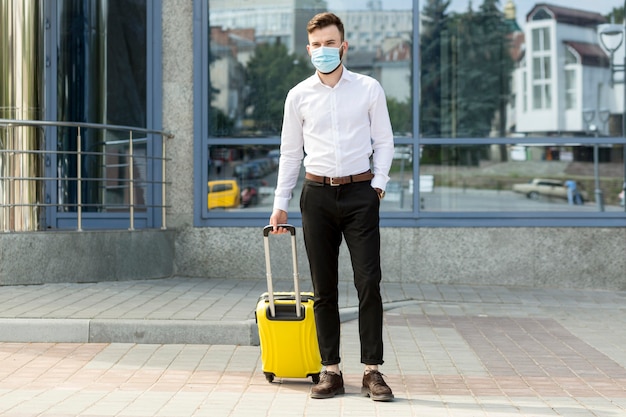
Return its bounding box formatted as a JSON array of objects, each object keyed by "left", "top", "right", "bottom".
[{"left": 273, "top": 68, "right": 394, "bottom": 212}]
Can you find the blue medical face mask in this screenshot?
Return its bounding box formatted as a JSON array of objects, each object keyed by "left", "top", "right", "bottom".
[{"left": 310, "top": 45, "right": 343, "bottom": 74}]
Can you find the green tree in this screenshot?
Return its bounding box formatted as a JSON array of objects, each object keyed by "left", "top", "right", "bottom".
[
  {"left": 452, "top": 0, "right": 513, "bottom": 138},
  {"left": 607, "top": 5, "right": 625, "bottom": 23},
  {"left": 421, "top": 0, "right": 513, "bottom": 138},
  {"left": 420, "top": 0, "right": 514, "bottom": 165},
  {"left": 245, "top": 42, "right": 311, "bottom": 134},
  {"left": 387, "top": 97, "right": 412, "bottom": 136},
  {"left": 420, "top": 0, "right": 452, "bottom": 138},
  {"left": 210, "top": 107, "right": 235, "bottom": 137}
]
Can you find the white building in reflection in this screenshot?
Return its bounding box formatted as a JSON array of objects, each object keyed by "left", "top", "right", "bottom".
[{"left": 508, "top": 2, "right": 625, "bottom": 139}]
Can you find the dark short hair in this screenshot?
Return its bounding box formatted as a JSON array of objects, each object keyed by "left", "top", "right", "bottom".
[{"left": 307, "top": 12, "right": 344, "bottom": 41}]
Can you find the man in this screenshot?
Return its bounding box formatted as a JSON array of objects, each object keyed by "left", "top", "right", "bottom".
[
  {"left": 565, "top": 180, "right": 580, "bottom": 205},
  {"left": 269, "top": 12, "right": 394, "bottom": 401}
]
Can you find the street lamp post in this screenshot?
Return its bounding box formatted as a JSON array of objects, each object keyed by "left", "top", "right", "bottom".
[
  {"left": 597, "top": 14, "right": 626, "bottom": 212},
  {"left": 583, "top": 110, "right": 605, "bottom": 211}
]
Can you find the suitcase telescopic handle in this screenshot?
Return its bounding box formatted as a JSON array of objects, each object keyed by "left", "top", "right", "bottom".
[
  {"left": 263, "top": 224, "right": 301, "bottom": 318},
  {"left": 263, "top": 224, "right": 295, "bottom": 236}
]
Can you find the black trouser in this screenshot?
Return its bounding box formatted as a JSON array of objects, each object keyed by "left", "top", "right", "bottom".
[{"left": 300, "top": 179, "right": 384, "bottom": 366}]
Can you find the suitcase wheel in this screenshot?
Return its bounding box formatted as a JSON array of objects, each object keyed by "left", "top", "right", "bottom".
[
  {"left": 264, "top": 372, "right": 275, "bottom": 383},
  {"left": 311, "top": 373, "right": 320, "bottom": 384}
]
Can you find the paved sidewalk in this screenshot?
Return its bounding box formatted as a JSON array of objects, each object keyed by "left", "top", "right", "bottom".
[{"left": 1, "top": 277, "right": 626, "bottom": 416}]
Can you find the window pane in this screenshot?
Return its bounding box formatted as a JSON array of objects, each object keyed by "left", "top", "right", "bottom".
[
  {"left": 103, "top": 139, "right": 148, "bottom": 213},
  {"left": 533, "top": 85, "right": 542, "bottom": 109},
  {"left": 386, "top": 145, "right": 414, "bottom": 211},
  {"left": 208, "top": 0, "right": 412, "bottom": 138},
  {"left": 532, "top": 27, "right": 550, "bottom": 51},
  {"left": 207, "top": 145, "right": 279, "bottom": 211},
  {"left": 531, "top": 9, "right": 551, "bottom": 21},
  {"left": 107, "top": 0, "right": 147, "bottom": 128},
  {"left": 565, "top": 91, "right": 575, "bottom": 110},
  {"left": 206, "top": 0, "right": 414, "bottom": 213},
  {"left": 419, "top": 144, "right": 625, "bottom": 212},
  {"left": 206, "top": 143, "right": 415, "bottom": 212},
  {"left": 565, "top": 69, "right": 575, "bottom": 89},
  {"left": 542, "top": 28, "right": 551, "bottom": 50},
  {"left": 522, "top": 70, "right": 528, "bottom": 111},
  {"left": 532, "top": 28, "right": 541, "bottom": 51},
  {"left": 200, "top": 0, "right": 626, "bottom": 223},
  {"left": 532, "top": 58, "right": 541, "bottom": 80},
  {"left": 419, "top": 1, "right": 623, "bottom": 140},
  {"left": 420, "top": 0, "right": 514, "bottom": 138},
  {"left": 57, "top": 0, "right": 147, "bottom": 212},
  {"left": 543, "top": 56, "right": 551, "bottom": 78},
  {"left": 545, "top": 84, "right": 552, "bottom": 108}
]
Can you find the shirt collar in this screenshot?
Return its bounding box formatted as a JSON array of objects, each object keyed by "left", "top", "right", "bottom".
[{"left": 307, "top": 66, "right": 354, "bottom": 88}]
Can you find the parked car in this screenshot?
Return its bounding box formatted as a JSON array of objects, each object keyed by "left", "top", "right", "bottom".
[
  {"left": 234, "top": 162, "right": 263, "bottom": 180},
  {"left": 207, "top": 180, "right": 240, "bottom": 209},
  {"left": 512, "top": 178, "right": 587, "bottom": 203},
  {"left": 267, "top": 149, "right": 280, "bottom": 167}
]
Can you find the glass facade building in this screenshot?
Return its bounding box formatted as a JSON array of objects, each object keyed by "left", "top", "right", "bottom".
[
  {"left": 2, "top": 0, "right": 625, "bottom": 287},
  {"left": 2, "top": 0, "right": 626, "bottom": 231},
  {"left": 1, "top": 0, "right": 163, "bottom": 230}
]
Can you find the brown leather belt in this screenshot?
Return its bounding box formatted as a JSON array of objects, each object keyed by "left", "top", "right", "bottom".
[{"left": 305, "top": 170, "right": 374, "bottom": 186}]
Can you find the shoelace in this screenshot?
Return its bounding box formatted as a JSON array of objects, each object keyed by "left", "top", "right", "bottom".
[
  {"left": 319, "top": 370, "right": 338, "bottom": 383},
  {"left": 366, "top": 371, "right": 387, "bottom": 386}
]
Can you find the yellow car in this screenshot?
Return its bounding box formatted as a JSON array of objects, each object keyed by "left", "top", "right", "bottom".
[{"left": 207, "top": 180, "right": 241, "bottom": 209}]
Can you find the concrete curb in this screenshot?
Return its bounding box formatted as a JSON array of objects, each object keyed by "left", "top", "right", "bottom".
[
  {"left": 0, "top": 318, "right": 259, "bottom": 346},
  {"left": 0, "top": 301, "right": 417, "bottom": 345},
  {"left": 89, "top": 319, "right": 260, "bottom": 345},
  {"left": 0, "top": 318, "right": 91, "bottom": 343}
]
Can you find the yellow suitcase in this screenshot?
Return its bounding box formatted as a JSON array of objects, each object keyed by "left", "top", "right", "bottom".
[{"left": 256, "top": 225, "right": 321, "bottom": 383}]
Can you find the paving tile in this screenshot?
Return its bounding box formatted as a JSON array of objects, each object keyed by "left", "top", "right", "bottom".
[{"left": 1, "top": 279, "right": 626, "bottom": 414}]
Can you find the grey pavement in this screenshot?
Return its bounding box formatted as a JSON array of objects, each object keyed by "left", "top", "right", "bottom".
[{"left": 1, "top": 277, "right": 626, "bottom": 416}]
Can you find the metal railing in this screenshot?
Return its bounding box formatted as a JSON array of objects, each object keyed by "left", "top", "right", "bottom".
[{"left": 0, "top": 119, "right": 174, "bottom": 232}]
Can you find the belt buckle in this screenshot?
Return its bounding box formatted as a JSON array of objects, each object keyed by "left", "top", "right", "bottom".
[{"left": 329, "top": 177, "right": 340, "bottom": 186}]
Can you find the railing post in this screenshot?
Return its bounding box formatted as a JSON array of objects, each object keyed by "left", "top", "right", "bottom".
[
  {"left": 76, "top": 127, "right": 82, "bottom": 232},
  {"left": 161, "top": 136, "right": 167, "bottom": 230},
  {"left": 1, "top": 126, "right": 8, "bottom": 232},
  {"left": 128, "top": 130, "right": 134, "bottom": 231}
]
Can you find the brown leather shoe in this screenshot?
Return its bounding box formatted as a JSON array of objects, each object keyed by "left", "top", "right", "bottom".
[
  {"left": 361, "top": 370, "right": 394, "bottom": 401},
  {"left": 310, "top": 371, "right": 345, "bottom": 399}
]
